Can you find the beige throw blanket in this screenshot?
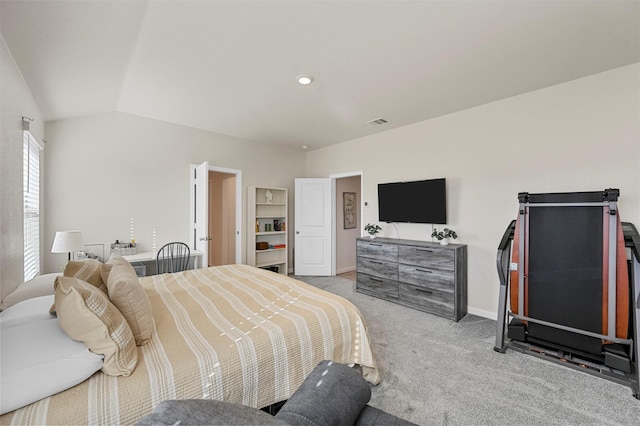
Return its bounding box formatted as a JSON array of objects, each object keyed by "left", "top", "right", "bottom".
[{"left": 1, "top": 265, "right": 379, "bottom": 425}]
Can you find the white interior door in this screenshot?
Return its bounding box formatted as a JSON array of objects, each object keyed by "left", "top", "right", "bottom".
[
  {"left": 295, "top": 178, "right": 332, "bottom": 276},
  {"left": 192, "top": 161, "right": 209, "bottom": 267}
]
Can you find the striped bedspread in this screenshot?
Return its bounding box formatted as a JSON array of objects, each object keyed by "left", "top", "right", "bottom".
[{"left": 1, "top": 264, "right": 379, "bottom": 425}]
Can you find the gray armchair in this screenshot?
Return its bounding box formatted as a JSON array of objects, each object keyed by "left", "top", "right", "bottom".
[{"left": 137, "top": 360, "right": 416, "bottom": 425}]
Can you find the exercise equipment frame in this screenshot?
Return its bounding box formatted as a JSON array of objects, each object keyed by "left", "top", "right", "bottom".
[{"left": 494, "top": 189, "right": 640, "bottom": 399}]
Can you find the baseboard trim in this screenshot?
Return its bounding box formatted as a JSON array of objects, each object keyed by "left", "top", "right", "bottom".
[
  {"left": 467, "top": 306, "right": 497, "bottom": 321},
  {"left": 336, "top": 266, "right": 356, "bottom": 275}
]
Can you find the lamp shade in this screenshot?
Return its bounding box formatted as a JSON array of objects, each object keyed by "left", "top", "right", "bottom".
[{"left": 51, "top": 230, "right": 85, "bottom": 253}]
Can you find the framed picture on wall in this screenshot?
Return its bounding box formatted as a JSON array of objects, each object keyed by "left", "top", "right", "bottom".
[{"left": 343, "top": 192, "right": 356, "bottom": 229}]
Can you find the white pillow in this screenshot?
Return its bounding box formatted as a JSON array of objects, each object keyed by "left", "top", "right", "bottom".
[
  {"left": 0, "top": 273, "right": 61, "bottom": 311},
  {"left": 0, "top": 318, "right": 104, "bottom": 414},
  {"left": 0, "top": 295, "right": 55, "bottom": 328}
]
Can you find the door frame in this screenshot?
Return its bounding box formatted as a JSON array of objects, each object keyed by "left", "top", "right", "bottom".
[
  {"left": 209, "top": 165, "right": 243, "bottom": 265},
  {"left": 329, "top": 171, "right": 364, "bottom": 276},
  {"left": 190, "top": 164, "right": 243, "bottom": 265}
]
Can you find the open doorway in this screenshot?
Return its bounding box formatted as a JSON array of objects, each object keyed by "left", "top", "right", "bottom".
[
  {"left": 332, "top": 172, "right": 362, "bottom": 280},
  {"left": 208, "top": 171, "right": 236, "bottom": 266},
  {"left": 191, "top": 162, "right": 243, "bottom": 268},
  {"left": 293, "top": 172, "right": 363, "bottom": 278}
]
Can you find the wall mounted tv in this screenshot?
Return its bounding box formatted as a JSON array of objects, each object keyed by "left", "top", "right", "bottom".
[{"left": 378, "top": 178, "right": 447, "bottom": 224}]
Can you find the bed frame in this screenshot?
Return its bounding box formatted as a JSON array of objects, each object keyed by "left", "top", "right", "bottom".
[{"left": 494, "top": 189, "right": 639, "bottom": 399}]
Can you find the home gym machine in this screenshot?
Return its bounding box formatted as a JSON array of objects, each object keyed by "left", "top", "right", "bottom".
[{"left": 494, "top": 189, "right": 639, "bottom": 399}]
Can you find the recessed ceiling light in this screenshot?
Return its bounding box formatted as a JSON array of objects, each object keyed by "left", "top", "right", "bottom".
[
  {"left": 302, "top": 145, "right": 309, "bottom": 150},
  {"left": 297, "top": 75, "right": 314, "bottom": 85}
]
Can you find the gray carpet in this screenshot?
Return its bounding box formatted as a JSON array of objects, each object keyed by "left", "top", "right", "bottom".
[{"left": 295, "top": 275, "right": 639, "bottom": 426}]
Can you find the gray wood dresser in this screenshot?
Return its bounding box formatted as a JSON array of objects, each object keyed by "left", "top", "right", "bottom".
[{"left": 356, "top": 237, "right": 467, "bottom": 321}]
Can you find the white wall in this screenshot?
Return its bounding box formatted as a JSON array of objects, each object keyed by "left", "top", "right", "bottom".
[
  {"left": 335, "top": 175, "right": 360, "bottom": 273},
  {"left": 5, "top": 36, "right": 637, "bottom": 318},
  {"left": 43, "top": 112, "right": 306, "bottom": 273},
  {"left": 0, "top": 37, "right": 45, "bottom": 300},
  {"left": 306, "top": 64, "right": 640, "bottom": 319}
]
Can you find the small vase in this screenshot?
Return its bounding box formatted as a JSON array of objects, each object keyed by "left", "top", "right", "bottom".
[
  {"left": 440, "top": 238, "right": 449, "bottom": 246},
  {"left": 369, "top": 234, "right": 376, "bottom": 239}
]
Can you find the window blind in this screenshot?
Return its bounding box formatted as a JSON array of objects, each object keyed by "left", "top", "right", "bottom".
[{"left": 23, "top": 130, "right": 42, "bottom": 281}]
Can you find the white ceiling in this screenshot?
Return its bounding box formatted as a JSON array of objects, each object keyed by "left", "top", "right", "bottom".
[{"left": 2, "top": 0, "right": 639, "bottom": 150}]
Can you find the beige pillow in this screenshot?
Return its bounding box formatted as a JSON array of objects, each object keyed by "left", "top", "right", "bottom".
[
  {"left": 106, "top": 255, "right": 153, "bottom": 346},
  {"left": 64, "top": 259, "right": 108, "bottom": 294},
  {"left": 54, "top": 276, "right": 138, "bottom": 376},
  {"left": 1, "top": 273, "right": 61, "bottom": 311},
  {"left": 49, "top": 259, "right": 110, "bottom": 315}
]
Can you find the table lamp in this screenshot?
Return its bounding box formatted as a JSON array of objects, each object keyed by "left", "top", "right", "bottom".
[{"left": 51, "top": 230, "right": 85, "bottom": 261}]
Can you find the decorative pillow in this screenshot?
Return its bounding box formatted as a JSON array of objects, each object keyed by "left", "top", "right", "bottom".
[
  {"left": 64, "top": 259, "right": 108, "bottom": 294},
  {"left": 0, "top": 318, "right": 103, "bottom": 415},
  {"left": 0, "top": 295, "right": 55, "bottom": 328},
  {"left": 0, "top": 273, "right": 60, "bottom": 311},
  {"left": 54, "top": 276, "right": 137, "bottom": 376},
  {"left": 276, "top": 360, "right": 371, "bottom": 426},
  {"left": 50, "top": 259, "right": 111, "bottom": 315},
  {"left": 105, "top": 255, "right": 153, "bottom": 345},
  {"left": 137, "top": 399, "right": 283, "bottom": 426}
]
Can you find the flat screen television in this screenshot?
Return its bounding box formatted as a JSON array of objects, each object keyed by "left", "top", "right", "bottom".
[{"left": 378, "top": 178, "right": 447, "bottom": 224}]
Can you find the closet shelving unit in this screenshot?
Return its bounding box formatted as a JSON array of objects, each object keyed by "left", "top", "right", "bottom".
[{"left": 247, "top": 186, "right": 288, "bottom": 275}]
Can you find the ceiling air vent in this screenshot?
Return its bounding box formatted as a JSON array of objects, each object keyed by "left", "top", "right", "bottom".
[{"left": 367, "top": 117, "right": 389, "bottom": 125}]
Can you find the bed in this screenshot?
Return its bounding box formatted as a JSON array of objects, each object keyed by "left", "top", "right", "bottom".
[{"left": 0, "top": 264, "right": 379, "bottom": 425}]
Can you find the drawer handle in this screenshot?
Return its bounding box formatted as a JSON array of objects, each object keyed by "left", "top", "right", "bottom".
[
  {"left": 416, "top": 248, "right": 433, "bottom": 252},
  {"left": 370, "top": 261, "right": 382, "bottom": 264},
  {"left": 370, "top": 278, "right": 383, "bottom": 283},
  {"left": 369, "top": 243, "right": 383, "bottom": 247},
  {"left": 416, "top": 268, "right": 432, "bottom": 273},
  {"left": 415, "top": 288, "right": 433, "bottom": 294}
]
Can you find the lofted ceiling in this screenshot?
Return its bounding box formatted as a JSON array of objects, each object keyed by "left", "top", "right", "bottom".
[{"left": 2, "top": 0, "right": 639, "bottom": 150}]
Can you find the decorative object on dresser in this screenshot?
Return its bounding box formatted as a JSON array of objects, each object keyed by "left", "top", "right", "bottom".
[
  {"left": 356, "top": 237, "right": 467, "bottom": 321},
  {"left": 364, "top": 223, "right": 382, "bottom": 239},
  {"left": 430, "top": 227, "right": 457, "bottom": 246},
  {"left": 247, "top": 186, "right": 288, "bottom": 275}
]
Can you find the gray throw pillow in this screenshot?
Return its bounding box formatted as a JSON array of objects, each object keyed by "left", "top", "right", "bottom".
[
  {"left": 275, "top": 360, "right": 371, "bottom": 426},
  {"left": 136, "top": 399, "right": 286, "bottom": 425},
  {"left": 355, "top": 405, "right": 417, "bottom": 426}
]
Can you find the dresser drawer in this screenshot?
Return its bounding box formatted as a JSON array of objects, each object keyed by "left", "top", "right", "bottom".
[
  {"left": 398, "top": 245, "right": 455, "bottom": 271},
  {"left": 357, "top": 274, "right": 398, "bottom": 299},
  {"left": 355, "top": 237, "right": 467, "bottom": 322},
  {"left": 357, "top": 239, "right": 398, "bottom": 262},
  {"left": 357, "top": 257, "right": 398, "bottom": 281},
  {"left": 398, "top": 264, "right": 454, "bottom": 293},
  {"left": 399, "top": 283, "right": 454, "bottom": 318}
]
